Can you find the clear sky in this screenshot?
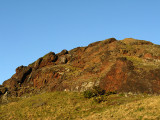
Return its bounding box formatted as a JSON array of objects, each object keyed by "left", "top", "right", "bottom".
[{"left": 0, "top": 0, "right": 160, "bottom": 84}]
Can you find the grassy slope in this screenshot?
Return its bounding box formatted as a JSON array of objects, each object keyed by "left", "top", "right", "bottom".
[
  {"left": 85, "top": 96, "right": 160, "bottom": 120},
  {"left": 0, "top": 92, "right": 160, "bottom": 120}
]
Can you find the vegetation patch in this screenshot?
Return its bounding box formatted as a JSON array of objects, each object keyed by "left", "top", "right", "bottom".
[
  {"left": 0, "top": 91, "right": 157, "bottom": 120},
  {"left": 83, "top": 86, "right": 105, "bottom": 98},
  {"left": 83, "top": 86, "right": 117, "bottom": 103}
]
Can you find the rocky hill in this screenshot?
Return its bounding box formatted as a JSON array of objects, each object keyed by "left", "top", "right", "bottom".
[{"left": 1, "top": 38, "right": 160, "bottom": 98}]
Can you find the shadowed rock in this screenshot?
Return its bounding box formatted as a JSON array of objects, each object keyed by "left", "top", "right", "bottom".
[{"left": 2, "top": 38, "right": 160, "bottom": 97}]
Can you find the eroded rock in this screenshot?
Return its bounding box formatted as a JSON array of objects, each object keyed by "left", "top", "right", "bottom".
[
  {"left": 2, "top": 91, "right": 8, "bottom": 103},
  {"left": 100, "top": 57, "right": 134, "bottom": 92},
  {"left": 3, "top": 66, "right": 32, "bottom": 90},
  {"left": 57, "top": 49, "right": 68, "bottom": 56},
  {"left": 2, "top": 38, "right": 160, "bottom": 97}
]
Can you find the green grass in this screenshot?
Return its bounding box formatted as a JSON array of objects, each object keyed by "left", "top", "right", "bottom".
[
  {"left": 126, "top": 56, "right": 143, "bottom": 66},
  {"left": 0, "top": 92, "right": 155, "bottom": 120},
  {"left": 125, "top": 56, "right": 160, "bottom": 70}
]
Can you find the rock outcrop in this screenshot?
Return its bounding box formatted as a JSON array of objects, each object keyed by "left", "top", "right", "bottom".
[{"left": 1, "top": 38, "right": 160, "bottom": 98}]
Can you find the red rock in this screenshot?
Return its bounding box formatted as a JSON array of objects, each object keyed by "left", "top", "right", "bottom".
[
  {"left": 144, "top": 53, "right": 153, "bottom": 59},
  {"left": 2, "top": 38, "right": 160, "bottom": 96}
]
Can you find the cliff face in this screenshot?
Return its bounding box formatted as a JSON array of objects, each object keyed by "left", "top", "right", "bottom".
[{"left": 1, "top": 38, "right": 160, "bottom": 97}]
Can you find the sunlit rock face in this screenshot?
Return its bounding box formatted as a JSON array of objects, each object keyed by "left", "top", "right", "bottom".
[{"left": 2, "top": 38, "right": 160, "bottom": 97}]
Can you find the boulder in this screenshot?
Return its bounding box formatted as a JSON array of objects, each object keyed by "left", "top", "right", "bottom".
[
  {"left": 57, "top": 49, "right": 68, "bottom": 56},
  {"left": 3, "top": 66, "right": 32, "bottom": 90},
  {"left": 102, "top": 38, "right": 117, "bottom": 44},
  {"left": 37, "top": 52, "right": 58, "bottom": 68},
  {"left": 34, "top": 57, "right": 43, "bottom": 69},
  {"left": 0, "top": 86, "right": 7, "bottom": 95},
  {"left": 59, "top": 56, "right": 68, "bottom": 64}
]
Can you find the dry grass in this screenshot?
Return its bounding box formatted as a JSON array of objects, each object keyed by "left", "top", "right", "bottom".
[
  {"left": 0, "top": 92, "right": 159, "bottom": 120},
  {"left": 84, "top": 95, "right": 160, "bottom": 120},
  {"left": 0, "top": 92, "right": 105, "bottom": 120}
]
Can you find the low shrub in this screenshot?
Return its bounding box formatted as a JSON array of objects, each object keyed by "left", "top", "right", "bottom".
[
  {"left": 93, "top": 96, "right": 105, "bottom": 103},
  {"left": 83, "top": 90, "right": 96, "bottom": 98},
  {"left": 92, "top": 86, "right": 105, "bottom": 96},
  {"left": 83, "top": 86, "right": 117, "bottom": 103},
  {"left": 83, "top": 86, "right": 105, "bottom": 99},
  {"left": 106, "top": 91, "right": 117, "bottom": 96}
]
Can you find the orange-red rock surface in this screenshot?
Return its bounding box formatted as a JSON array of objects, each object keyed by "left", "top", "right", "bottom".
[{"left": 1, "top": 38, "right": 160, "bottom": 96}]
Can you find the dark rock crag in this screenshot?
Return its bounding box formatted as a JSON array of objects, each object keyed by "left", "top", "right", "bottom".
[{"left": 1, "top": 38, "right": 160, "bottom": 98}]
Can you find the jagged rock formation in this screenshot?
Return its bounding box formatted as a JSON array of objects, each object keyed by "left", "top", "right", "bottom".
[{"left": 1, "top": 38, "right": 160, "bottom": 97}]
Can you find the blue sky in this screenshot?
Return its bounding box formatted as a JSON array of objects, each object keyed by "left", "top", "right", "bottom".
[{"left": 0, "top": 0, "right": 160, "bottom": 84}]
